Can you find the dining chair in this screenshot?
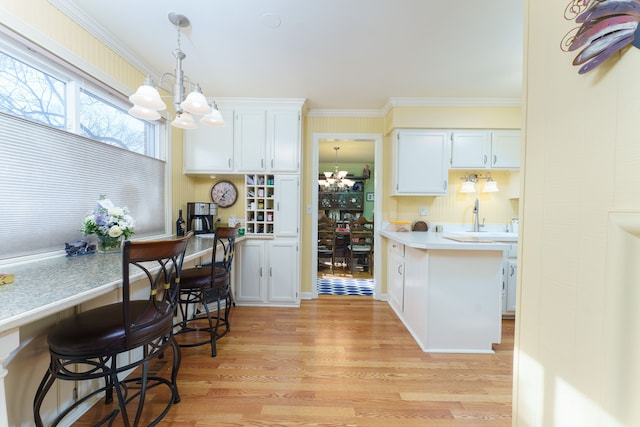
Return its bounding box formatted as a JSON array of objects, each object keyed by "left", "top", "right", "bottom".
[
  {"left": 33, "top": 232, "right": 193, "bottom": 427},
  {"left": 317, "top": 220, "right": 336, "bottom": 274},
  {"left": 347, "top": 217, "right": 374, "bottom": 274},
  {"left": 173, "top": 227, "right": 238, "bottom": 357}
]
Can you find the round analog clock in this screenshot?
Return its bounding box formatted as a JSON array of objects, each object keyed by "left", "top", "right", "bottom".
[{"left": 210, "top": 181, "right": 238, "bottom": 208}]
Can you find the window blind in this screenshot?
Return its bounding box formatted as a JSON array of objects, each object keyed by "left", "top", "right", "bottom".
[{"left": 0, "top": 112, "right": 166, "bottom": 260}]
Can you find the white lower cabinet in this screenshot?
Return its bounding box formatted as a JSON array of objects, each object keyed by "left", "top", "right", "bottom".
[
  {"left": 387, "top": 240, "right": 405, "bottom": 314},
  {"left": 502, "top": 243, "right": 518, "bottom": 315},
  {"left": 235, "top": 239, "right": 299, "bottom": 306}
]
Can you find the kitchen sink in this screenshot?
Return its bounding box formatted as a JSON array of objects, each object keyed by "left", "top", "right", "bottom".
[{"left": 445, "top": 231, "right": 518, "bottom": 242}]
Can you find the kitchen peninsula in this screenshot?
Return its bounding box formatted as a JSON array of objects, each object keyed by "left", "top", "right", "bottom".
[
  {"left": 381, "top": 229, "right": 510, "bottom": 354},
  {"left": 0, "top": 236, "right": 224, "bottom": 426}
]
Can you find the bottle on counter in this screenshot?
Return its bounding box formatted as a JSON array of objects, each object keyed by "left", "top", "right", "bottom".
[{"left": 176, "top": 209, "right": 186, "bottom": 236}]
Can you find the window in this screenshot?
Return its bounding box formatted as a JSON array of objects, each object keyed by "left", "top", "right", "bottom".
[
  {"left": 0, "top": 50, "right": 66, "bottom": 129},
  {"left": 79, "top": 89, "right": 156, "bottom": 156},
  {"left": 0, "top": 31, "right": 168, "bottom": 261},
  {"left": 0, "top": 43, "right": 159, "bottom": 159}
]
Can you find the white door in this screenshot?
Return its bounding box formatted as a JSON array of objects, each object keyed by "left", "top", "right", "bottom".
[
  {"left": 268, "top": 110, "right": 300, "bottom": 172},
  {"left": 491, "top": 130, "right": 521, "bottom": 169},
  {"left": 183, "top": 108, "right": 234, "bottom": 173},
  {"left": 267, "top": 240, "right": 299, "bottom": 304},
  {"left": 236, "top": 240, "right": 265, "bottom": 303},
  {"left": 235, "top": 109, "right": 267, "bottom": 172},
  {"left": 394, "top": 130, "right": 449, "bottom": 195},
  {"left": 274, "top": 175, "right": 299, "bottom": 237},
  {"left": 450, "top": 131, "right": 490, "bottom": 169}
]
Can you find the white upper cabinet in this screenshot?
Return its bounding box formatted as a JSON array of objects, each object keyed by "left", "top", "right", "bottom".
[
  {"left": 450, "top": 130, "right": 521, "bottom": 170},
  {"left": 183, "top": 108, "right": 234, "bottom": 173},
  {"left": 183, "top": 99, "right": 304, "bottom": 174},
  {"left": 392, "top": 129, "right": 449, "bottom": 196},
  {"left": 490, "top": 130, "right": 521, "bottom": 169},
  {"left": 450, "top": 131, "right": 491, "bottom": 169},
  {"left": 268, "top": 110, "right": 301, "bottom": 173},
  {"left": 235, "top": 105, "right": 301, "bottom": 173},
  {"left": 274, "top": 174, "right": 299, "bottom": 237},
  {"left": 235, "top": 109, "right": 268, "bottom": 172}
]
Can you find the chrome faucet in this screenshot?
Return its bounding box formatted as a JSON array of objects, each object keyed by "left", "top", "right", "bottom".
[{"left": 473, "top": 197, "right": 480, "bottom": 232}]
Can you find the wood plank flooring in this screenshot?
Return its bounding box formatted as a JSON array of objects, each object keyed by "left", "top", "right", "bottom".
[{"left": 75, "top": 297, "right": 513, "bottom": 426}]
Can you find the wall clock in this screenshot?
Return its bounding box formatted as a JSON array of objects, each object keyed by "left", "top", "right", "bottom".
[{"left": 210, "top": 181, "right": 238, "bottom": 208}]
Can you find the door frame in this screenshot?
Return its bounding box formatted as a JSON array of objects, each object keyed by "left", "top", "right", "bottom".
[{"left": 311, "top": 132, "right": 383, "bottom": 299}]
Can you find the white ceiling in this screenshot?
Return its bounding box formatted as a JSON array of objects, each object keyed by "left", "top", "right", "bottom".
[{"left": 50, "top": 0, "right": 524, "bottom": 162}]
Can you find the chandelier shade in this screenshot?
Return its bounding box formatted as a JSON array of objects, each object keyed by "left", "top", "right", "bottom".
[
  {"left": 127, "top": 13, "right": 224, "bottom": 129},
  {"left": 128, "top": 104, "right": 161, "bottom": 121},
  {"left": 200, "top": 102, "right": 225, "bottom": 126},
  {"left": 171, "top": 112, "right": 197, "bottom": 129},
  {"left": 128, "top": 77, "right": 166, "bottom": 111}
]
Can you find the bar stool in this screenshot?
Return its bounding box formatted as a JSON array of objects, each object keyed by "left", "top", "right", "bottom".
[
  {"left": 33, "top": 232, "right": 192, "bottom": 427},
  {"left": 174, "top": 227, "right": 238, "bottom": 357}
]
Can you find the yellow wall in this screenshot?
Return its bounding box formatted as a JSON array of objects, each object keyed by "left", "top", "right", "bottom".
[{"left": 514, "top": 1, "right": 640, "bottom": 425}]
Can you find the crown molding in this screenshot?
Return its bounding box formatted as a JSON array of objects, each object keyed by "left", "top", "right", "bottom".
[
  {"left": 383, "top": 97, "right": 522, "bottom": 115},
  {"left": 48, "top": 0, "right": 159, "bottom": 79},
  {"left": 306, "top": 109, "right": 384, "bottom": 118}
]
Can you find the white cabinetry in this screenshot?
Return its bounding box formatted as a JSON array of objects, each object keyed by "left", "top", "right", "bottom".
[
  {"left": 235, "top": 109, "right": 267, "bottom": 172},
  {"left": 183, "top": 108, "right": 234, "bottom": 173},
  {"left": 274, "top": 175, "right": 299, "bottom": 237},
  {"left": 236, "top": 108, "right": 301, "bottom": 173},
  {"left": 450, "top": 130, "right": 521, "bottom": 170},
  {"left": 244, "top": 174, "right": 299, "bottom": 237},
  {"left": 387, "top": 240, "right": 405, "bottom": 314},
  {"left": 502, "top": 243, "right": 518, "bottom": 315},
  {"left": 235, "top": 239, "right": 299, "bottom": 306},
  {"left": 183, "top": 99, "right": 303, "bottom": 174},
  {"left": 392, "top": 129, "right": 449, "bottom": 196}
]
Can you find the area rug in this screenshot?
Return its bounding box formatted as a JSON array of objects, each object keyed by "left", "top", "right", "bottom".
[{"left": 317, "top": 278, "right": 374, "bottom": 296}]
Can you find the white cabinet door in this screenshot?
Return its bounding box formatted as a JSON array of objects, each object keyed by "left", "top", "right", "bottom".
[
  {"left": 236, "top": 239, "right": 299, "bottom": 306},
  {"left": 387, "top": 240, "right": 404, "bottom": 314},
  {"left": 450, "top": 131, "right": 490, "bottom": 169},
  {"left": 274, "top": 175, "right": 299, "bottom": 237},
  {"left": 235, "top": 240, "right": 265, "bottom": 303},
  {"left": 268, "top": 110, "right": 300, "bottom": 173},
  {"left": 235, "top": 109, "right": 267, "bottom": 172},
  {"left": 393, "top": 130, "right": 449, "bottom": 195},
  {"left": 491, "top": 130, "right": 521, "bottom": 169},
  {"left": 402, "top": 247, "right": 429, "bottom": 347},
  {"left": 506, "top": 259, "right": 517, "bottom": 313},
  {"left": 183, "top": 108, "right": 234, "bottom": 173},
  {"left": 266, "top": 240, "right": 299, "bottom": 304}
]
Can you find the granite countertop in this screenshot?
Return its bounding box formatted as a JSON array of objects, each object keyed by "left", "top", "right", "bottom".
[
  {"left": 379, "top": 230, "right": 513, "bottom": 250},
  {"left": 0, "top": 236, "right": 220, "bottom": 334}
]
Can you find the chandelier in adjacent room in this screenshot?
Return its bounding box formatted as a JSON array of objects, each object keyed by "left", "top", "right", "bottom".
[
  {"left": 318, "top": 146, "right": 355, "bottom": 191},
  {"left": 127, "top": 12, "right": 224, "bottom": 129}
]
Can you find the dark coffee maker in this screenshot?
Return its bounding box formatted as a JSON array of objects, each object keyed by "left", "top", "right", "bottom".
[{"left": 186, "top": 202, "right": 215, "bottom": 234}]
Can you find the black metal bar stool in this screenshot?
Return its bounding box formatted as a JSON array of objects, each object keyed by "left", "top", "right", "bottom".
[
  {"left": 33, "top": 232, "right": 193, "bottom": 427},
  {"left": 174, "top": 227, "right": 238, "bottom": 357}
]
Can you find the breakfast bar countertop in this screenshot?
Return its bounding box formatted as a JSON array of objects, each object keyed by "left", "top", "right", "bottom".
[
  {"left": 379, "top": 229, "right": 513, "bottom": 250},
  {"left": 0, "top": 236, "right": 219, "bottom": 334}
]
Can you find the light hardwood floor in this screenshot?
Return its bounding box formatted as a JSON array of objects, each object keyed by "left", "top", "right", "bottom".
[{"left": 76, "top": 297, "right": 513, "bottom": 426}]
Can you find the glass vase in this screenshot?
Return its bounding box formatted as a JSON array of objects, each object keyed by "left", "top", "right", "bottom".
[{"left": 97, "top": 235, "right": 122, "bottom": 254}]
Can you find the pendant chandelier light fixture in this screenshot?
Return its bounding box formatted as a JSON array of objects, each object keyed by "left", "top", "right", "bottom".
[
  {"left": 128, "top": 12, "right": 224, "bottom": 129},
  {"left": 318, "top": 146, "right": 355, "bottom": 191}
]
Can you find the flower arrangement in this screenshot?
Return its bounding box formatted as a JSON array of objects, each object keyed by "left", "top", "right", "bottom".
[{"left": 80, "top": 196, "right": 135, "bottom": 252}]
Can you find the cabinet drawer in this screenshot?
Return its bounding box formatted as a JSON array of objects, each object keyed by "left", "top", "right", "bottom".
[{"left": 389, "top": 241, "right": 404, "bottom": 257}]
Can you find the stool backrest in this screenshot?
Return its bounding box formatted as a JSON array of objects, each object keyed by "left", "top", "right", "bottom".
[
  {"left": 121, "top": 231, "right": 193, "bottom": 347},
  {"left": 213, "top": 227, "right": 238, "bottom": 275}
]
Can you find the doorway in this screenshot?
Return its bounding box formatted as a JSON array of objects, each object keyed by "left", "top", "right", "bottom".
[{"left": 311, "top": 133, "right": 382, "bottom": 298}]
